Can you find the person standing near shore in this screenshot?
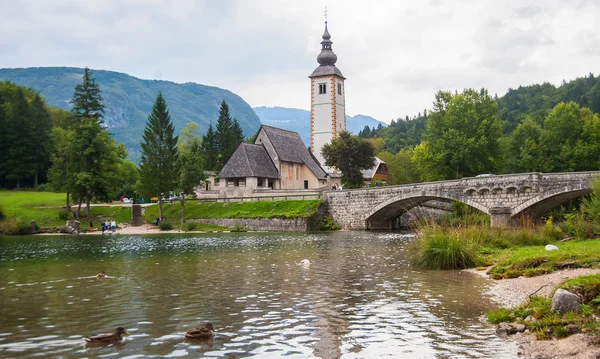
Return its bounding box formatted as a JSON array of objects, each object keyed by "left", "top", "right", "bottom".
[
  {"left": 89, "top": 220, "right": 93, "bottom": 232},
  {"left": 110, "top": 219, "right": 116, "bottom": 233}
]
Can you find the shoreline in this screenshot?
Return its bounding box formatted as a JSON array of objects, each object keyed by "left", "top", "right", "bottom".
[{"left": 467, "top": 267, "right": 600, "bottom": 359}]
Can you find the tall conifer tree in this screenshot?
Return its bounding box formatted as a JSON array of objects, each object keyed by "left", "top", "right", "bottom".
[{"left": 139, "top": 92, "right": 180, "bottom": 220}]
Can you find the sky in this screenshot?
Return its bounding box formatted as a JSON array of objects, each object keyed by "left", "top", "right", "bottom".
[{"left": 2, "top": 0, "right": 600, "bottom": 123}]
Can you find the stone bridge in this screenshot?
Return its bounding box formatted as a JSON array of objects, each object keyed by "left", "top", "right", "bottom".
[{"left": 323, "top": 172, "right": 600, "bottom": 230}]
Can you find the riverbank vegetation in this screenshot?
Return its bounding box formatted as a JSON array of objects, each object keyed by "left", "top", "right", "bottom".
[
  {"left": 409, "top": 179, "right": 600, "bottom": 273},
  {"left": 487, "top": 274, "right": 600, "bottom": 339}
]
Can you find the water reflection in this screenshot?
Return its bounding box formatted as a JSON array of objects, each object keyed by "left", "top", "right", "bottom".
[{"left": 0, "top": 232, "right": 516, "bottom": 358}]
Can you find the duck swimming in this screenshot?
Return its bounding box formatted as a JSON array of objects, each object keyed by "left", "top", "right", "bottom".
[
  {"left": 96, "top": 271, "right": 106, "bottom": 279},
  {"left": 85, "top": 327, "right": 129, "bottom": 344},
  {"left": 185, "top": 323, "right": 214, "bottom": 340}
]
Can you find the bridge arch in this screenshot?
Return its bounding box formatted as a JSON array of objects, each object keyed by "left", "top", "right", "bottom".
[
  {"left": 364, "top": 193, "right": 489, "bottom": 230},
  {"left": 512, "top": 186, "right": 592, "bottom": 218}
]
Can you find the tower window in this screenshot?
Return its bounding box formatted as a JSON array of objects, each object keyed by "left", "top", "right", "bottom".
[
  {"left": 337, "top": 83, "right": 342, "bottom": 95},
  {"left": 319, "top": 83, "right": 327, "bottom": 94}
]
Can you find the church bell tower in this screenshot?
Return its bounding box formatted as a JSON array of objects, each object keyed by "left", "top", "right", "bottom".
[{"left": 309, "top": 21, "right": 346, "bottom": 173}]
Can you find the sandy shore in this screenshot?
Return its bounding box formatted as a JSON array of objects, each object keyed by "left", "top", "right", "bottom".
[{"left": 468, "top": 267, "right": 600, "bottom": 359}]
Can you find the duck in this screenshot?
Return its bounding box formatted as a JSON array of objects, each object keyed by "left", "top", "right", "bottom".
[
  {"left": 85, "top": 327, "right": 129, "bottom": 344},
  {"left": 96, "top": 271, "right": 106, "bottom": 279},
  {"left": 185, "top": 323, "right": 215, "bottom": 340}
]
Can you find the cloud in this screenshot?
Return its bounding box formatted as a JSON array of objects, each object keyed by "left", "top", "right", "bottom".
[{"left": 1, "top": 0, "right": 600, "bottom": 124}]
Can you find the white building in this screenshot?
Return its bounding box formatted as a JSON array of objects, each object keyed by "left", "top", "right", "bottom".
[{"left": 309, "top": 22, "right": 346, "bottom": 174}]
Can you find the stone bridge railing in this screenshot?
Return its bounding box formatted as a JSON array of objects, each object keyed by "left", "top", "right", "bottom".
[{"left": 323, "top": 172, "right": 600, "bottom": 230}]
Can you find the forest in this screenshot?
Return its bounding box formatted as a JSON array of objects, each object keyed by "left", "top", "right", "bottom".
[{"left": 359, "top": 73, "right": 600, "bottom": 184}]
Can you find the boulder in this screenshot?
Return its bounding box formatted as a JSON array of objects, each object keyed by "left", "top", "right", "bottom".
[
  {"left": 545, "top": 244, "right": 559, "bottom": 251},
  {"left": 496, "top": 322, "right": 527, "bottom": 336},
  {"left": 552, "top": 289, "right": 581, "bottom": 313}
]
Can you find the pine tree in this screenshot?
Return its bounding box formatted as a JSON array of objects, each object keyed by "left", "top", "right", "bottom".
[
  {"left": 215, "top": 100, "right": 234, "bottom": 170},
  {"left": 201, "top": 124, "right": 219, "bottom": 172},
  {"left": 139, "top": 92, "right": 180, "bottom": 220},
  {"left": 71, "top": 67, "right": 104, "bottom": 123}
]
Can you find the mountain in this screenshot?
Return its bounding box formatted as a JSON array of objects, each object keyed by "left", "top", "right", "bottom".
[
  {"left": 253, "top": 106, "right": 386, "bottom": 145},
  {"left": 0, "top": 67, "right": 261, "bottom": 162}
]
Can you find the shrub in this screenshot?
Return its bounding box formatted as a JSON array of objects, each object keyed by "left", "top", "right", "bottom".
[
  {"left": 182, "top": 221, "right": 198, "bottom": 232},
  {"left": 581, "top": 178, "right": 600, "bottom": 223},
  {"left": 320, "top": 216, "right": 341, "bottom": 231},
  {"left": 158, "top": 221, "right": 173, "bottom": 231},
  {"left": 486, "top": 308, "right": 514, "bottom": 324},
  {"left": 410, "top": 228, "right": 476, "bottom": 269},
  {"left": 0, "top": 217, "right": 31, "bottom": 235},
  {"left": 58, "top": 208, "right": 71, "bottom": 221}
]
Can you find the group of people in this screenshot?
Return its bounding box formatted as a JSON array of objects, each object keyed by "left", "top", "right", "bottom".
[{"left": 99, "top": 220, "right": 117, "bottom": 234}]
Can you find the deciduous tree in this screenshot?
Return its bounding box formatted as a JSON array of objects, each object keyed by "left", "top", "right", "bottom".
[{"left": 321, "top": 131, "right": 376, "bottom": 188}]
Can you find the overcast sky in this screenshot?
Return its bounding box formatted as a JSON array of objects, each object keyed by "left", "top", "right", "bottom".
[{"left": 2, "top": 0, "right": 599, "bottom": 123}]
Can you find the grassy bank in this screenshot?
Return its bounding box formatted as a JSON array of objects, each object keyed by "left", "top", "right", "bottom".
[
  {"left": 0, "top": 191, "right": 131, "bottom": 234},
  {"left": 143, "top": 200, "right": 321, "bottom": 223},
  {"left": 408, "top": 222, "right": 600, "bottom": 276},
  {"left": 487, "top": 274, "right": 600, "bottom": 339}
]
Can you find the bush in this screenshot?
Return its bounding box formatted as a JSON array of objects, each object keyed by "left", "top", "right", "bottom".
[
  {"left": 158, "top": 221, "right": 173, "bottom": 231},
  {"left": 182, "top": 221, "right": 199, "bottom": 231},
  {"left": 58, "top": 208, "right": 71, "bottom": 221},
  {"left": 320, "top": 216, "right": 341, "bottom": 231},
  {"left": 0, "top": 217, "right": 31, "bottom": 235},
  {"left": 410, "top": 227, "right": 476, "bottom": 269}
]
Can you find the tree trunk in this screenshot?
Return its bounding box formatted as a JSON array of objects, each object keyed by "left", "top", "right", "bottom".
[
  {"left": 16, "top": 179, "right": 20, "bottom": 189},
  {"left": 86, "top": 196, "right": 91, "bottom": 217},
  {"left": 34, "top": 172, "right": 38, "bottom": 187},
  {"left": 77, "top": 198, "right": 82, "bottom": 218},
  {"left": 180, "top": 197, "right": 185, "bottom": 227},
  {"left": 66, "top": 191, "right": 70, "bottom": 210},
  {"left": 158, "top": 199, "right": 164, "bottom": 220}
]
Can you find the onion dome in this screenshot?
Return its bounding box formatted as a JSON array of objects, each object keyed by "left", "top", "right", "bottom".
[{"left": 316, "top": 22, "right": 337, "bottom": 66}]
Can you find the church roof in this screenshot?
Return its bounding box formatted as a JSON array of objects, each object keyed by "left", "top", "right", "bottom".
[
  {"left": 218, "top": 143, "right": 279, "bottom": 179},
  {"left": 258, "top": 125, "right": 328, "bottom": 180},
  {"left": 309, "top": 65, "right": 345, "bottom": 79}
]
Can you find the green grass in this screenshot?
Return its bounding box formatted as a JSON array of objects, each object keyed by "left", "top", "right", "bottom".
[
  {"left": 0, "top": 191, "right": 131, "bottom": 231},
  {"left": 143, "top": 200, "right": 321, "bottom": 224},
  {"left": 486, "top": 239, "right": 600, "bottom": 279}
]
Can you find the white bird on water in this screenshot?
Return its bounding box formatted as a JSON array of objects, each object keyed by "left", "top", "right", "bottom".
[{"left": 300, "top": 259, "right": 311, "bottom": 267}]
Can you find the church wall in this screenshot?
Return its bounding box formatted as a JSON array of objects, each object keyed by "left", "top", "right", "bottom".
[
  {"left": 254, "top": 130, "right": 280, "bottom": 169},
  {"left": 280, "top": 162, "right": 320, "bottom": 189}
]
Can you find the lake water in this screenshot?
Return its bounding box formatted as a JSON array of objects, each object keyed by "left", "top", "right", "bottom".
[{"left": 0, "top": 232, "right": 517, "bottom": 358}]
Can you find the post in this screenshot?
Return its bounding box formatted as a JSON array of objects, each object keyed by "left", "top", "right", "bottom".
[{"left": 489, "top": 207, "right": 512, "bottom": 228}]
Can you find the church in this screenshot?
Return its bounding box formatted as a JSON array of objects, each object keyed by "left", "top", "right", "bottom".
[{"left": 214, "top": 21, "right": 386, "bottom": 197}]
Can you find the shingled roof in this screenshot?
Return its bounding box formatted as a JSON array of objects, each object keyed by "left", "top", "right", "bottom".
[
  {"left": 258, "top": 125, "right": 328, "bottom": 180},
  {"left": 218, "top": 143, "right": 279, "bottom": 179}
]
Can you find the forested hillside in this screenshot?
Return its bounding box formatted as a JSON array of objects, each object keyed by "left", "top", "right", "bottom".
[
  {"left": 358, "top": 74, "right": 600, "bottom": 185},
  {"left": 0, "top": 67, "right": 261, "bottom": 162}
]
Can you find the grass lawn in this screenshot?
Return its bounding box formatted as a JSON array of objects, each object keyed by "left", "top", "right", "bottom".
[
  {"left": 143, "top": 200, "right": 321, "bottom": 223},
  {"left": 0, "top": 191, "right": 131, "bottom": 229}
]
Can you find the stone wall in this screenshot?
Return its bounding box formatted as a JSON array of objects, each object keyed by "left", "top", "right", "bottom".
[{"left": 192, "top": 218, "right": 312, "bottom": 232}]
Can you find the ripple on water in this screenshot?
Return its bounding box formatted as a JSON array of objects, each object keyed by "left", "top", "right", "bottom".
[{"left": 0, "top": 232, "right": 517, "bottom": 358}]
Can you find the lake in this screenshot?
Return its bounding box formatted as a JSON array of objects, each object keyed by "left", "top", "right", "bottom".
[{"left": 0, "top": 231, "right": 517, "bottom": 358}]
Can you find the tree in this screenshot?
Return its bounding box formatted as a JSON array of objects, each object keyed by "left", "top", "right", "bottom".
[
  {"left": 503, "top": 118, "right": 546, "bottom": 173},
  {"left": 378, "top": 149, "right": 421, "bottom": 185},
  {"left": 71, "top": 67, "right": 104, "bottom": 122},
  {"left": 65, "top": 68, "right": 123, "bottom": 217},
  {"left": 177, "top": 122, "right": 206, "bottom": 225},
  {"left": 138, "top": 92, "right": 180, "bottom": 220},
  {"left": 413, "top": 88, "right": 502, "bottom": 181},
  {"left": 539, "top": 102, "right": 600, "bottom": 172},
  {"left": 214, "top": 100, "right": 244, "bottom": 170},
  {"left": 201, "top": 124, "right": 219, "bottom": 172},
  {"left": 321, "top": 131, "right": 376, "bottom": 188}
]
